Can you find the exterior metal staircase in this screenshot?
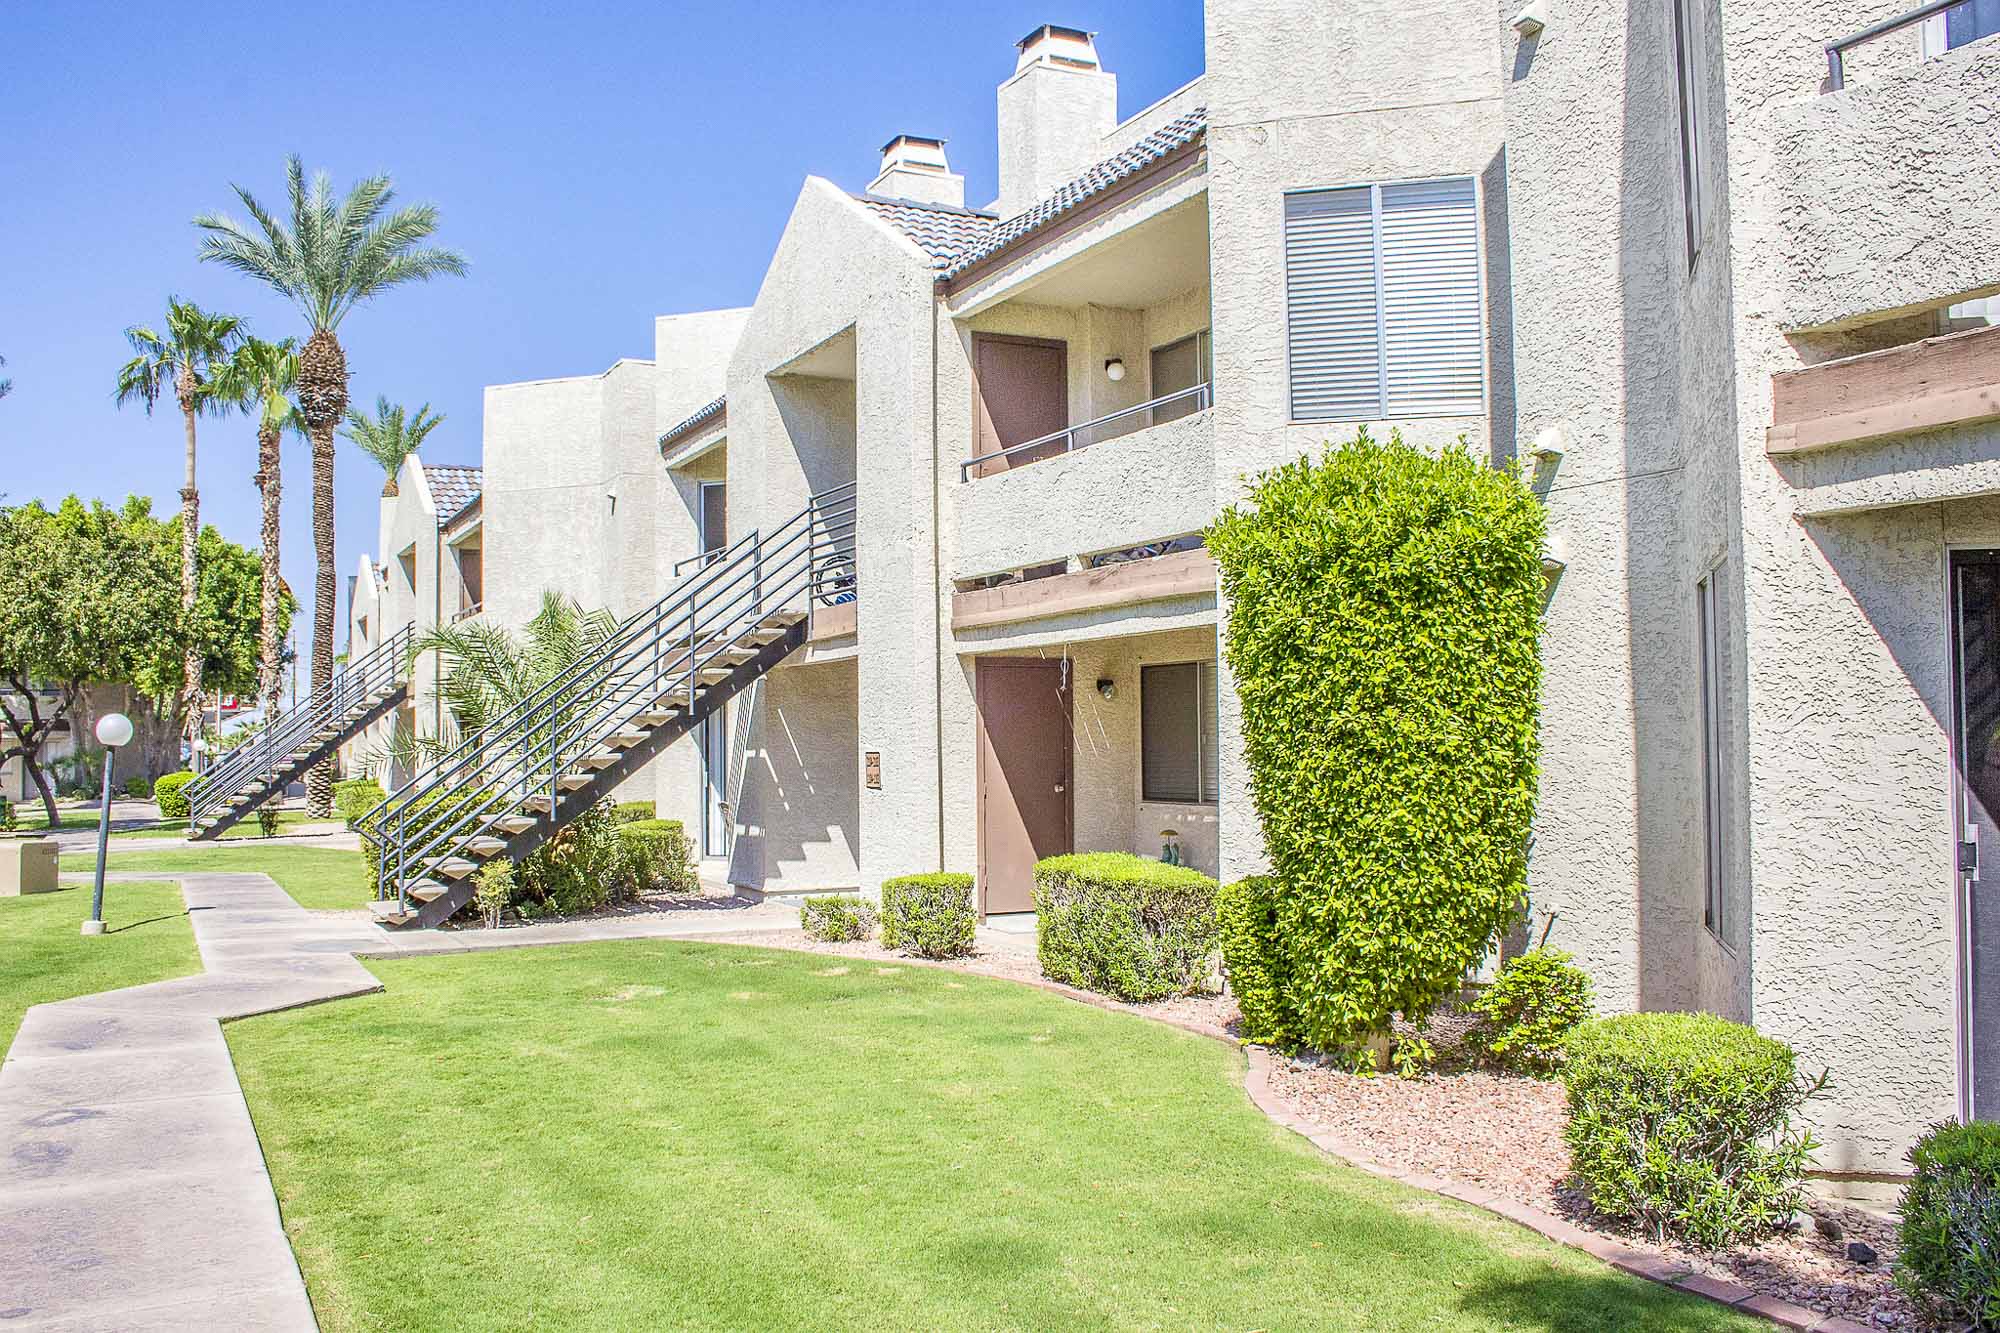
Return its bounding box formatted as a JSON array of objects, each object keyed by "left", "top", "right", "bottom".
[
  {"left": 356, "top": 483, "right": 856, "bottom": 928},
  {"left": 185, "top": 623, "right": 414, "bottom": 839}
]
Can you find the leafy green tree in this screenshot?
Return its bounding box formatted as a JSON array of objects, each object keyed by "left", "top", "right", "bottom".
[
  {"left": 0, "top": 499, "right": 179, "bottom": 825},
  {"left": 114, "top": 298, "right": 245, "bottom": 746},
  {"left": 195, "top": 156, "right": 466, "bottom": 815},
  {"left": 211, "top": 336, "right": 300, "bottom": 715},
  {"left": 342, "top": 395, "right": 444, "bottom": 493}
]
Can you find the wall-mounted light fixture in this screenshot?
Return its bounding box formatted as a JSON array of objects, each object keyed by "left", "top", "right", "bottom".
[
  {"left": 1096, "top": 678, "right": 1116, "bottom": 700},
  {"left": 1103, "top": 357, "right": 1126, "bottom": 382},
  {"left": 1528, "top": 425, "right": 1568, "bottom": 464},
  {"left": 1511, "top": 0, "right": 1548, "bottom": 36}
]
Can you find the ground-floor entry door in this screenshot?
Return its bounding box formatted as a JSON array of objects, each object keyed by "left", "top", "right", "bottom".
[
  {"left": 699, "top": 714, "right": 728, "bottom": 858},
  {"left": 1950, "top": 550, "right": 2000, "bottom": 1119},
  {"left": 976, "top": 657, "right": 1073, "bottom": 914}
]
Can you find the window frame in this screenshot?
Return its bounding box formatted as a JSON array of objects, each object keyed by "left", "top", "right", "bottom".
[
  {"left": 1672, "top": 0, "right": 1706, "bottom": 271},
  {"left": 1139, "top": 659, "right": 1219, "bottom": 806},
  {"left": 1280, "top": 174, "right": 1490, "bottom": 426}
]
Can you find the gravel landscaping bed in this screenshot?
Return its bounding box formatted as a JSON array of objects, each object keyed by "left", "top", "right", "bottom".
[{"left": 1265, "top": 1058, "right": 1921, "bottom": 1329}]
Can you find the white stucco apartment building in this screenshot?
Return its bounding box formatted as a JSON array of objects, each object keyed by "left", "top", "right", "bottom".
[{"left": 350, "top": 2, "right": 2000, "bottom": 1183}]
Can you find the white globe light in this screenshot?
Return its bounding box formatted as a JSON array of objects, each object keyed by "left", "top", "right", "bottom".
[{"left": 95, "top": 712, "right": 134, "bottom": 749}]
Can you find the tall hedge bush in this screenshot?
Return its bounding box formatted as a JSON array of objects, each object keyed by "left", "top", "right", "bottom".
[
  {"left": 1205, "top": 429, "right": 1544, "bottom": 1051},
  {"left": 1033, "top": 853, "right": 1218, "bottom": 1002}
]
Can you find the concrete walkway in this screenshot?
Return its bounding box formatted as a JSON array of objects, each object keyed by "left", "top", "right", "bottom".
[{"left": 0, "top": 872, "right": 799, "bottom": 1330}]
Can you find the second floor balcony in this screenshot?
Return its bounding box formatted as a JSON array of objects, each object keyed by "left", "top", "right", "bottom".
[{"left": 960, "top": 379, "right": 1212, "bottom": 481}]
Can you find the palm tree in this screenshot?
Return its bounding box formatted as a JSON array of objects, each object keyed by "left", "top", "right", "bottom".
[
  {"left": 342, "top": 395, "right": 444, "bottom": 494},
  {"left": 115, "top": 299, "right": 245, "bottom": 751},
  {"left": 370, "top": 591, "right": 618, "bottom": 778},
  {"left": 211, "top": 336, "right": 300, "bottom": 720},
  {"left": 194, "top": 156, "right": 466, "bottom": 814},
  {"left": 0, "top": 354, "right": 12, "bottom": 398}
]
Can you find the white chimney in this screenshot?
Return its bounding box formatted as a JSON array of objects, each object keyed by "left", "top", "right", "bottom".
[
  {"left": 867, "top": 134, "right": 966, "bottom": 210},
  {"left": 996, "top": 24, "right": 1117, "bottom": 217}
]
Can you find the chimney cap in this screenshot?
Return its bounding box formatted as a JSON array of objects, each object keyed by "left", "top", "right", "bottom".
[
  {"left": 1016, "top": 22, "right": 1094, "bottom": 50},
  {"left": 878, "top": 132, "right": 947, "bottom": 156}
]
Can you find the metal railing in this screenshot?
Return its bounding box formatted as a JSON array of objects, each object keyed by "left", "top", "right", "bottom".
[
  {"left": 1826, "top": 0, "right": 1963, "bottom": 88},
  {"left": 186, "top": 622, "right": 413, "bottom": 828},
  {"left": 671, "top": 547, "right": 725, "bottom": 578},
  {"left": 960, "top": 381, "right": 1213, "bottom": 481},
  {"left": 357, "top": 483, "right": 856, "bottom": 914}
]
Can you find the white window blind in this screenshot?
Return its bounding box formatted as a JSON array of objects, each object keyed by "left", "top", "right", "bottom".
[
  {"left": 1285, "top": 178, "right": 1484, "bottom": 421},
  {"left": 1141, "top": 661, "right": 1218, "bottom": 804}
]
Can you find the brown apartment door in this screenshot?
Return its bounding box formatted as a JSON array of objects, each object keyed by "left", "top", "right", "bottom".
[
  {"left": 976, "top": 657, "right": 1073, "bottom": 914},
  {"left": 971, "top": 334, "right": 1067, "bottom": 478}
]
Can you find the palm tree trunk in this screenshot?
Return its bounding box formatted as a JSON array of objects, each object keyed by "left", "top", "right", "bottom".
[
  {"left": 179, "top": 403, "right": 202, "bottom": 764},
  {"left": 255, "top": 426, "right": 284, "bottom": 717},
  {"left": 307, "top": 423, "right": 337, "bottom": 815}
]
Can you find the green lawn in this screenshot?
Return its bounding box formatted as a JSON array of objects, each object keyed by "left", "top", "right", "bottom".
[
  {"left": 0, "top": 881, "right": 200, "bottom": 1047},
  {"left": 228, "top": 942, "right": 1760, "bottom": 1332},
  {"left": 12, "top": 808, "right": 326, "bottom": 840},
  {"left": 106, "top": 845, "right": 369, "bottom": 910}
]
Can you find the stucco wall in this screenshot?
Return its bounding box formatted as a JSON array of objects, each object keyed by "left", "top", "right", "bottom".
[
  {"left": 1203, "top": 0, "right": 1511, "bottom": 884},
  {"left": 727, "top": 658, "right": 860, "bottom": 894}
]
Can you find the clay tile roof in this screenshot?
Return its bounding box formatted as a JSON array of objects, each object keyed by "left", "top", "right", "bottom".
[
  {"left": 938, "top": 107, "right": 1207, "bottom": 282},
  {"left": 659, "top": 394, "right": 727, "bottom": 451},
  {"left": 422, "top": 464, "right": 483, "bottom": 525},
  {"left": 854, "top": 195, "right": 1001, "bottom": 268}
]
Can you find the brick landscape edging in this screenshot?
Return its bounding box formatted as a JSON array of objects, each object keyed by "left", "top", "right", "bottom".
[{"left": 1233, "top": 1044, "right": 1870, "bottom": 1332}]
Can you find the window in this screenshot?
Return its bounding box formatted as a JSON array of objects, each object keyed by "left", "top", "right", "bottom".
[
  {"left": 1141, "top": 661, "right": 1219, "bottom": 804},
  {"left": 397, "top": 546, "right": 417, "bottom": 591},
  {"left": 1697, "top": 564, "right": 1728, "bottom": 941},
  {"left": 1149, "top": 330, "right": 1212, "bottom": 425},
  {"left": 700, "top": 481, "right": 727, "bottom": 555},
  {"left": 1284, "top": 178, "right": 1484, "bottom": 422},
  {"left": 1946, "top": 0, "right": 2000, "bottom": 49},
  {"left": 453, "top": 544, "right": 482, "bottom": 615},
  {"left": 1672, "top": 0, "right": 1706, "bottom": 268}
]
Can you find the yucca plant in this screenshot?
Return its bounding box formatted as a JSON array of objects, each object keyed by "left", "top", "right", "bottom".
[
  {"left": 195, "top": 156, "right": 465, "bottom": 813},
  {"left": 114, "top": 298, "right": 245, "bottom": 745},
  {"left": 342, "top": 395, "right": 443, "bottom": 494},
  {"left": 210, "top": 336, "right": 299, "bottom": 717}
]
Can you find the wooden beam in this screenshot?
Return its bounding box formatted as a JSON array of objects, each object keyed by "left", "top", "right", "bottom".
[
  {"left": 1768, "top": 323, "right": 2000, "bottom": 455},
  {"left": 951, "top": 548, "right": 1216, "bottom": 632}
]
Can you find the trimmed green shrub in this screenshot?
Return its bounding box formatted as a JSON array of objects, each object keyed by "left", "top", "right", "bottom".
[
  {"left": 519, "top": 801, "right": 627, "bottom": 914},
  {"left": 612, "top": 800, "right": 656, "bottom": 825},
  {"left": 123, "top": 775, "right": 152, "bottom": 800},
  {"left": 333, "top": 777, "right": 387, "bottom": 829},
  {"left": 0, "top": 796, "right": 15, "bottom": 832},
  {"left": 801, "top": 895, "right": 876, "bottom": 942},
  {"left": 880, "top": 873, "right": 975, "bottom": 960},
  {"left": 1217, "top": 876, "right": 1306, "bottom": 1047},
  {"left": 1470, "top": 947, "right": 1594, "bottom": 1075},
  {"left": 619, "top": 819, "right": 698, "bottom": 895},
  {"left": 1562, "top": 1013, "right": 1827, "bottom": 1248},
  {"left": 1896, "top": 1119, "right": 2000, "bottom": 1326},
  {"left": 153, "top": 770, "right": 197, "bottom": 820},
  {"left": 255, "top": 807, "right": 280, "bottom": 838},
  {"left": 1205, "top": 429, "right": 1544, "bottom": 1052},
  {"left": 1033, "top": 852, "right": 1219, "bottom": 1002},
  {"left": 474, "top": 859, "right": 515, "bottom": 930}
]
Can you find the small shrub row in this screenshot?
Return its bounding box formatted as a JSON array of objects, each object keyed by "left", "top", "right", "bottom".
[
  {"left": 1562, "top": 1012, "right": 1826, "bottom": 1249},
  {"left": 619, "top": 819, "right": 698, "bottom": 895},
  {"left": 333, "top": 777, "right": 387, "bottom": 829},
  {"left": 123, "top": 775, "right": 152, "bottom": 800},
  {"left": 612, "top": 800, "right": 656, "bottom": 825},
  {"left": 880, "top": 874, "right": 975, "bottom": 959},
  {"left": 1896, "top": 1119, "right": 2000, "bottom": 1326},
  {"left": 153, "top": 770, "right": 197, "bottom": 820},
  {"left": 1033, "top": 853, "right": 1218, "bottom": 1003},
  {"left": 801, "top": 895, "right": 876, "bottom": 942}
]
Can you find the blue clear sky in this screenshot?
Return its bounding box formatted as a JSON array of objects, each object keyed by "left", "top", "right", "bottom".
[{"left": 0, "top": 1, "right": 1203, "bottom": 660}]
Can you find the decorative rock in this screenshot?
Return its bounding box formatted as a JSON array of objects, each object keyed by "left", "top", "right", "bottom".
[
  {"left": 1845, "top": 1240, "right": 1878, "bottom": 1266},
  {"left": 1813, "top": 1212, "right": 1845, "bottom": 1243}
]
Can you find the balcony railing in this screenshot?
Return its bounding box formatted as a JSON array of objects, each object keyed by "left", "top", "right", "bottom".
[
  {"left": 1825, "top": 0, "right": 1969, "bottom": 89},
  {"left": 961, "top": 382, "right": 1212, "bottom": 481}
]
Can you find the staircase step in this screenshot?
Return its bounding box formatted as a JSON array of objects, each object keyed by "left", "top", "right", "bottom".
[
  {"left": 466, "top": 836, "right": 508, "bottom": 856},
  {"left": 760, "top": 609, "right": 807, "bottom": 628},
  {"left": 429, "top": 857, "right": 479, "bottom": 879},
  {"left": 744, "top": 627, "right": 787, "bottom": 645},
  {"left": 495, "top": 814, "right": 539, "bottom": 833},
  {"left": 523, "top": 795, "right": 553, "bottom": 813},
  {"left": 579, "top": 749, "right": 621, "bottom": 771},
  {"left": 633, "top": 708, "right": 680, "bottom": 726},
  {"left": 695, "top": 667, "right": 733, "bottom": 685},
  {"left": 556, "top": 773, "right": 594, "bottom": 792},
  {"left": 370, "top": 900, "right": 415, "bottom": 926},
  {"left": 408, "top": 879, "right": 450, "bottom": 903},
  {"left": 709, "top": 647, "right": 756, "bottom": 666},
  {"left": 608, "top": 729, "right": 649, "bottom": 749}
]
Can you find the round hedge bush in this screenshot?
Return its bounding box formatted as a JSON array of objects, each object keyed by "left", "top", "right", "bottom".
[
  {"left": 1895, "top": 1119, "right": 2000, "bottom": 1326},
  {"left": 879, "top": 873, "right": 975, "bottom": 959},
  {"left": 1033, "top": 852, "right": 1218, "bottom": 1002},
  {"left": 153, "top": 770, "right": 198, "bottom": 821},
  {"left": 1562, "top": 1012, "right": 1826, "bottom": 1248},
  {"left": 1205, "top": 429, "right": 1544, "bottom": 1052},
  {"left": 1469, "top": 946, "right": 1594, "bottom": 1074}
]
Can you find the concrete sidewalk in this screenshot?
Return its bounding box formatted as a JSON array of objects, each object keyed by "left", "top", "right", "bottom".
[{"left": 0, "top": 872, "right": 800, "bottom": 1330}]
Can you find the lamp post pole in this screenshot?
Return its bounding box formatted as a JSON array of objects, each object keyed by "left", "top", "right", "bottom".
[{"left": 83, "top": 712, "right": 133, "bottom": 937}]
